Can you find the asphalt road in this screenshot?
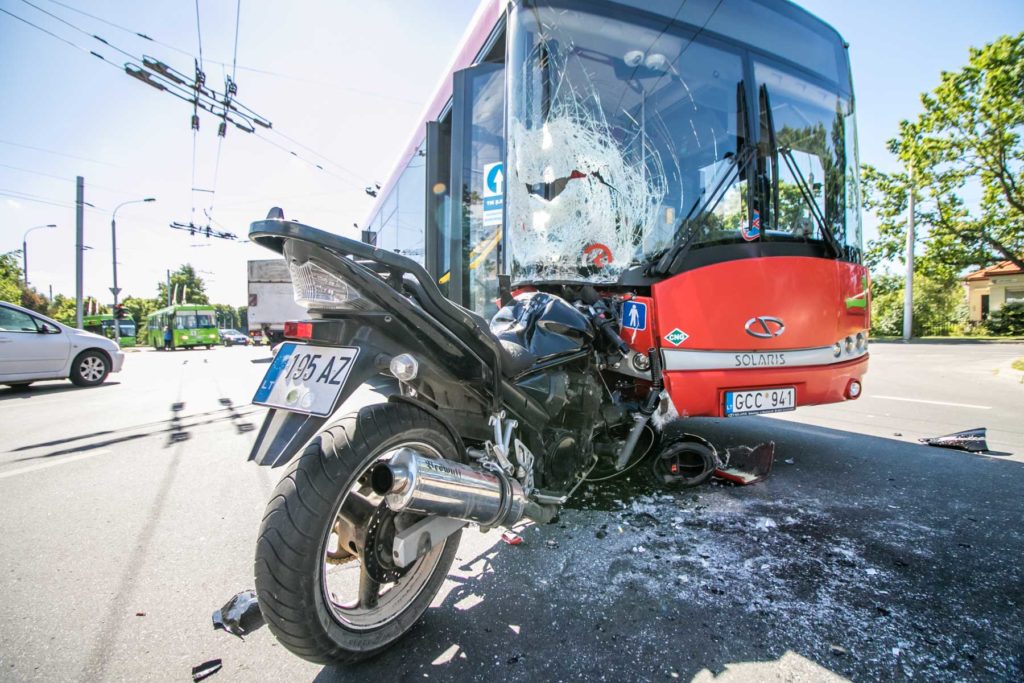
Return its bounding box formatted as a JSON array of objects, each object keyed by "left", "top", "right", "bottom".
[{"left": 0, "top": 342, "right": 1021, "bottom": 681}]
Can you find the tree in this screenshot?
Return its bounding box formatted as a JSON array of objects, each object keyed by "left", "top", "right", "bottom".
[
  {"left": 213, "top": 303, "right": 240, "bottom": 329},
  {"left": 237, "top": 306, "right": 248, "bottom": 331},
  {"left": 862, "top": 33, "right": 1024, "bottom": 277},
  {"left": 870, "top": 273, "right": 965, "bottom": 337},
  {"left": 0, "top": 252, "right": 23, "bottom": 304},
  {"left": 49, "top": 294, "right": 78, "bottom": 324},
  {"left": 120, "top": 295, "right": 160, "bottom": 326},
  {"left": 20, "top": 286, "right": 48, "bottom": 314},
  {"left": 157, "top": 264, "right": 210, "bottom": 305}
]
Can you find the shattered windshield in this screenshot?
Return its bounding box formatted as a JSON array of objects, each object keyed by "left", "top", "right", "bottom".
[{"left": 506, "top": 1, "right": 745, "bottom": 282}]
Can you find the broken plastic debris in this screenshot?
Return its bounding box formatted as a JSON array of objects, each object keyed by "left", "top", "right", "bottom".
[
  {"left": 544, "top": 539, "right": 559, "bottom": 549},
  {"left": 919, "top": 428, "right": 988, "bottom": 453},
  {"left": 212, "top": 590, "right": 264, "bottom": 639},
  {"left": 714, "top": 442, "right": 776, "bottom": 485},
  {"left": 192, "top": 659, "right": 222, "bottom": 682},
  {"left": 501, "top": 530, "right": 524, "bottom": 545}
]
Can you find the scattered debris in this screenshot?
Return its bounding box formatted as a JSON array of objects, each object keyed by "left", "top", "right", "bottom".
[
  {"left": 501, "top": 530, "right": 524, "bottom": 545},
  {"left": 714, "top": 442, "right": 776, "bottom": 485},
  {"left": 544, "top": 539, "right": 559, "bottom": 549},
  {"left": 212, "top": 590, "right": 264, "bottom": 639},
  {"left": 830, "top": 644, "right": 848, "bottom": 656},
  {"left": 919, "top": 428, "right": 988, "bottom": 453},
  {"left": 893, "top": 432, "right": 903, "bottom": 437},
  {"left": 784, "top": 458, "right": 795, "bottom": 465},
  {"left": 191, "top": 659, "right": 222, "bottom": 682},
  {"left": 135, "top": 612, "right": 146, "bottom": 617}
]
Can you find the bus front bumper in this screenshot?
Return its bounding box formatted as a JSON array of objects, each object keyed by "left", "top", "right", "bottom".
[{"left": 662, "top": 354, "right": 868, "bottom": 418}]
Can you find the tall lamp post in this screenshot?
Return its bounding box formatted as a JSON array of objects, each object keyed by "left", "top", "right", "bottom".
[
  {"left": 111, "top": 198, "right": 156, "bottom": 340},
  {"left": 22, "top": 224, "right": 57, "bottom": 286}
]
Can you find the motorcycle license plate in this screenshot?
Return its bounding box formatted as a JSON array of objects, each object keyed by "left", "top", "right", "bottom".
[
  {"left": 252, "top": 343, "right": 359, "bottom": 417},
  {"left": 724, "top": 387, "right": 795, "bottom": 417}
]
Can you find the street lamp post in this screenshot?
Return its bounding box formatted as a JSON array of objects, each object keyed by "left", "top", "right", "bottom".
[
  {"left": 111, "top": 198, "right": 156, "bottom": 340},
  {"left": 22, "top": 224, "right": 57, "bottom": 286}
]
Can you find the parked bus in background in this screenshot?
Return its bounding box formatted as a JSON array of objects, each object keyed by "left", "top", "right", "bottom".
[
  {"left": 81, "top": 313, "right": 137, "bottom": 348},
  {"left": 80, "top": 314, "right": 138, "bottom": 348},
  {"left": 145, "top": 304, "right": 219, "bottom": 350}
]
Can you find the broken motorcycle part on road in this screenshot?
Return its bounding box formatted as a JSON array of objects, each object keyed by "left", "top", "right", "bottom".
[
  {"left": 191, "top": 659, "right": 222, "bottom": 681},
  {"left": 212, "top": 590, "right": 265, "bottom": 639},
  {"left": 919, "top": 428, "right": 989, "bottom": 453},
  {"left": 714, "top": 442, "right": 776, "bottom": 485}
]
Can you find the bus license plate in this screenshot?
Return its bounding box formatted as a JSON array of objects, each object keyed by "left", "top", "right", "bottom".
[
  {"left": 252, "top": 343, "right": 359, "bottom": 417},
  {"left": 724, "top": 387, "right": 795, "bottom": 417}
]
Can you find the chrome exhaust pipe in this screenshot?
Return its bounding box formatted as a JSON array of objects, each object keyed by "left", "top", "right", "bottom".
[{"left": 371, "top": 448, "right": 528, "bottom": 528}]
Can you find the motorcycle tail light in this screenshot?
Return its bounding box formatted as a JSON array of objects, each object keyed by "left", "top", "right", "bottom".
[
  {"left": 284, "top": 321, "right": 314, "bottom": 340},
  {"left": 289, "top": 260, "right": 363, "bottom": 310}
]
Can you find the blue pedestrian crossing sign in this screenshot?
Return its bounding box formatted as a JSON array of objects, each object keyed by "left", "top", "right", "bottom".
[{"left": 621, "top": 300, "right": 647, "bottom": 330}]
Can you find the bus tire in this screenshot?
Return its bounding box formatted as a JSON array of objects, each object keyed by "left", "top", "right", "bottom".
[
  {"left": 254, "top": 402, "right": 462, "bottom": 664},
  {"left": 70, "top": 350, "right": 111, "bottom": 387}
]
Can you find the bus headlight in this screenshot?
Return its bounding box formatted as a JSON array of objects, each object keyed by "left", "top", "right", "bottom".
[
  {"left": 833, "top": 342, "right": 843, "bottom": 358},
  {"left": 845, "top": 336, "right": 855, "bottom": 354},
  {"left": 856, "top": 332, "right": 867, "bottom": 352}
]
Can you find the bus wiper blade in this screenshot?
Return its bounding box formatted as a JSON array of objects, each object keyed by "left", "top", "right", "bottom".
[
  {"left": 648, "top": 144, "right": 755, "bottom": 276},
  {"left": 778, "top": 145, "right": 842, "bottom": 258}
]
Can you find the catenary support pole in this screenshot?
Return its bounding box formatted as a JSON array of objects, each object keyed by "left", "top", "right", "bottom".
[
  {"left": 902, "top": 169, "right": 915, "bottom": 342},
  {"left": 76, "top": 177, "right": 85, "bottom": 330}
]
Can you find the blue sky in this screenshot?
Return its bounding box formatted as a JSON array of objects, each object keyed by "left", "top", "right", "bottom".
[{"left": 1, "top": 0, "right": 1021, "bottom": 305}]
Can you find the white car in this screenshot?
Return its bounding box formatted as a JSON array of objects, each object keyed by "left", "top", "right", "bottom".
[{"left": 0, "top": 301, "right": 125, "bottom": 388}]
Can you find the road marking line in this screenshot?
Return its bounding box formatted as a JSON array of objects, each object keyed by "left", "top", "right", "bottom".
[
  {"left": 872, "top": 395, "right": 991, "bottom": 410},
  {"left": 0, "top": 449, "right": 112, "bottom": 481}
]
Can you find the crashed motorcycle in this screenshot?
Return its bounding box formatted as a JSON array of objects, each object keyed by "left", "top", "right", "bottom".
[{"left": 246, "top": 211, "right": 680, "bottom": 663}]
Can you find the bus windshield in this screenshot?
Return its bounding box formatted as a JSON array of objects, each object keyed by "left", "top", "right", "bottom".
[
  {"left": 506, "top": 0, "right": 859, "bottom": 283},
  {"left": 175, "top": 312, "right": 214, "bottom": 330}
]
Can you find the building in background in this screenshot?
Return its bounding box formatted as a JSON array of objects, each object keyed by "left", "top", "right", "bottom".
[{"left": 964, "top": 261, "right": 1024, "bottom": 321}]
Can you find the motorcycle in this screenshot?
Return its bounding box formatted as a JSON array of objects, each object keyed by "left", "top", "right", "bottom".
[{"left": 245, "top": 209, "right": 690, "bottom": 664}]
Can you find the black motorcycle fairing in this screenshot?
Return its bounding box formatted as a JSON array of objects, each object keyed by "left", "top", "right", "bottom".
[{"left": 490, "top": 292, "right": 593, "bottom": 360}]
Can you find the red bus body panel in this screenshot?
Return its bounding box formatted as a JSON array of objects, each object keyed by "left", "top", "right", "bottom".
[{"left": 642, "top": 257, "right": 869, "bottom": 417}]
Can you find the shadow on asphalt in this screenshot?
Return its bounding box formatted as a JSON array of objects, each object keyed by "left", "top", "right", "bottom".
[
  {"left": 8, "top": 404, "right": 264, "bottom": 461},
  {"left": 0, "top": 382, "right": 120, "bottom": 400},
  {"left": 305, "top": 418, "right": 1022, "bottom": 682}
]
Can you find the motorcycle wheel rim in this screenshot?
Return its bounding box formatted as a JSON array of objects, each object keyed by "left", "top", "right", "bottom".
[{"left": 319, "top": 441, "right": 446, "bottom": 631}]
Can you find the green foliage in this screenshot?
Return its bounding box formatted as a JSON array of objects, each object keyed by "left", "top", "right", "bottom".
[
  {"left": 120, "top": 296, "right": 160, "bottom": 326},
  {"left": 237, "top": 306, "right": 248, "bottom": 331},
  {"left": 0, "top": 252, "right": 24, "bottom": 304},
  {"left": 213, "top": 303, "right": 240, "bottom": 329},
  {"left": 20, "top": 286, "right": 48, "bottom": 314},
  {"left": 986, "top": 301, "right": 1024, "bottom": 335},
  {"left": 869, "top": 273, "right": 966, "bottom": 337},
  {"left": 862, "top": 33, "right": 1024, "bottom": 276},
  {"left": 157, "top": 264, "right": 210, "bottom": 305},
  {"left": 49, "top": 294, "right": 77, "bottom": 324}
]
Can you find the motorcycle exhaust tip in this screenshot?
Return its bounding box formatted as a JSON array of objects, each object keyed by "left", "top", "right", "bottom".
[{"left": 370, "top": 448, "right": 526, "bottom": 528}]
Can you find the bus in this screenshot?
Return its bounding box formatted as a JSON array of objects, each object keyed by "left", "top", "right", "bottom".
[
  {"left": 81, "top": 314, "right": 137, "bottom": 348},
  {"left": 359, "top": 0, "right": 869, "bottom": 419},
  {"left": 145, "top": 304, "right": 219, "bottom": 350}
]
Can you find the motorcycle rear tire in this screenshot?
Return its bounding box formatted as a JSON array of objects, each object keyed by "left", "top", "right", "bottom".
[{"left": 254, "top": 402, "right": 462, "bottom": 664}]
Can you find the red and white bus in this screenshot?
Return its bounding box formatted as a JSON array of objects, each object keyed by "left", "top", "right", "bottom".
[{"left": 360, "top": 0, "right": 868, "bottom": 420}]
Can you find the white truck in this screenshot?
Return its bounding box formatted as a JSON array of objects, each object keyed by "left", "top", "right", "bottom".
[{"left": 247, "top": 259, "right": 306, "bottom": 345}]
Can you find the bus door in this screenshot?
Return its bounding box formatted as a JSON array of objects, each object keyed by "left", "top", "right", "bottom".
[{"left": 433, "top": 62, "right": 505, "bottom": 317}]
